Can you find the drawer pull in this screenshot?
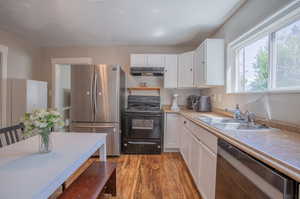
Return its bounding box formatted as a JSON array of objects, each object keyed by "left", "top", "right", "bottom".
[{"left": 128, "top": 141, "right": 156, "bottom": 145}]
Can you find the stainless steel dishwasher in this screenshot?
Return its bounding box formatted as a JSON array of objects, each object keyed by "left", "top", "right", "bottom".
[{"left": 216, "top": 139, "right": 298, "bottom": 199}]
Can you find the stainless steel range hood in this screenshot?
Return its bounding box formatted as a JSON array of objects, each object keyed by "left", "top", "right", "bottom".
[{"left": 130, "top": 67, "right": 164, "bottom": 76}]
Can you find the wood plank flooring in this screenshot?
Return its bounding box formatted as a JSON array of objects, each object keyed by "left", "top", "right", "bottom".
[{"left": 99, "top": 153, "right": 201, "bottom": 199}]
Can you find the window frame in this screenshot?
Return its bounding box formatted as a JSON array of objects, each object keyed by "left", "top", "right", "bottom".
[
  {"left": 234, "top": 34, "right": 271, "bottom": 92},
  {"left": 227, "top": 2, "right": 300, "bottom": 94}
]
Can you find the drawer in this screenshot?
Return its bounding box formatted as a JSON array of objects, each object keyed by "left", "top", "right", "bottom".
[
  {"left": 182, "top": 117, "right": 217, "bottom": 154},
  {"left": 122, "top": 139, "right": 162, "bottom": 154}
]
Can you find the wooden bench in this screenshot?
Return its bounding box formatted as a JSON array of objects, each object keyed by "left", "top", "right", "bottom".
[{"left": 58, "top": 161, "right": 117, "bottom": 199}]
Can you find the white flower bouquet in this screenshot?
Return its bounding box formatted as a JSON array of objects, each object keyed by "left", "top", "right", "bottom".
[{"left": 22, "top": 109, "right": 64, "bottom": 153}]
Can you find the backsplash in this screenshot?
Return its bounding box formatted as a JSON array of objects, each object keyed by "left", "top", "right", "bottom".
[
  {"left": 202, "top": 87, "right": 300, "bottom": 126},
  {"left": 126, "top": 75, "right": 201, "bottom": 106}
]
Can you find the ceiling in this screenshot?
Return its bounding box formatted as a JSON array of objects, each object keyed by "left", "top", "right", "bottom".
[{"left": 0, "top": 0, "right": 244, "bottom": 47}]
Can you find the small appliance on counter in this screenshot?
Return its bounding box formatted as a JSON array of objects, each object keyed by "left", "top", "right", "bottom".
[
  {"left": 193, "top": 96, "right": 212, "bottom": 112},
  {"left": 187, "top": 95, "right": 212, "bottom": 112},
  {"left": 187, "top": 95, "right": 200, "bottom": 109},
  {"left": 171, "top": 94, "right": 180, "bottom": 112}
]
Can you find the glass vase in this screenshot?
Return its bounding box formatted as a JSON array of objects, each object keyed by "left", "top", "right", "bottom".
[{"left": 38, "top": 129, "right": 52, "bottom": 153}]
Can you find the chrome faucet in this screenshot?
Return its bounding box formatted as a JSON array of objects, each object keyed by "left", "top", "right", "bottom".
[
  {"left": 233, "top": 104, "right": 243, "bottom": 120},
  {"left": 226, "top": 105, "right": 256, "bottom": 124},
  {"left": 244, "top": 111, "right": 256, "bottom": 125}
]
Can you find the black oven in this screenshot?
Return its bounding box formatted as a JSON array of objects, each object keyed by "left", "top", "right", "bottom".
[
  {"left": 124, "top": 112, "right": 162, "bottom": 139},
  {"left": 122, "top": 95, "right": 163, "bottom": 154},
  {"left": 122, "top": 111, "right": 163, "bottom": 154}
]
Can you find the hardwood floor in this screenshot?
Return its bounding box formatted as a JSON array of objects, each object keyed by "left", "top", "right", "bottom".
[{"left": 99, "top": 153, "right": 201, "bottom": 199}]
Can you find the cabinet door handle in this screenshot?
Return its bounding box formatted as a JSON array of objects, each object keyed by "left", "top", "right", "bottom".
[
  {"left": 184, "top": 121, "right": 187, "bottom": 124},
  {"left": 190, "top": 68, "right": 193, "bottom": 71}
]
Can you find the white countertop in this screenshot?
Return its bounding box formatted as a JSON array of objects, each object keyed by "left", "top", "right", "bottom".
[{"left": 0, "top": 132, "right": 107, "bottom": 199}]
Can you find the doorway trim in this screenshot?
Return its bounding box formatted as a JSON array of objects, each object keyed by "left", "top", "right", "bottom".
[
  {"left": 0, "top": 45, "right": 8, "bottom": 127},
  {"left": 51, "top": 57, "right": 92, "bottom": 108}
]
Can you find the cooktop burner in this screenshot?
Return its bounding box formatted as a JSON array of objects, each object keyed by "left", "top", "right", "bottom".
[{"left": 126, "top": 95, "right": 161, "bottom": 113}]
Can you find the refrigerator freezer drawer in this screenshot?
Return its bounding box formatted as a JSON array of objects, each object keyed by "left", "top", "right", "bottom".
[{"left": 70, "top": 123, "right": 120, "bottom": 156}]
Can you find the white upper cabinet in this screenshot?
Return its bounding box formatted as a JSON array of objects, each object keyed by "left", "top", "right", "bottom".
[
  {"left": 178, "top": 51, "right": 194, "bottom": 88},
  {"left": 130, "top": 54, "right": 147, "bottom": 67},
  {"left": 164, "top": 54, "right": 178, "bottom": 88},
  {"left": 130, "top": 54, "right": 165, "bottom": 67},
  {"left": 194, "top": 39, "right": 224, "bottom": 88},
  {"left": 147, "top": 54, "right": 165, "bottom": 67}
]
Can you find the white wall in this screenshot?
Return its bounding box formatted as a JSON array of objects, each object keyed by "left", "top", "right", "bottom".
[
  {"left": 0, "top": 30, "right": 41, "bottom": 127},
  {"left": 202, "top": 0, "right": 300, "bottom": 125},
  {"left": 0, "top": 30, "right": 41, "bottom": 79},
  {"left": 40, "top": 45, "right": 200, "bottom": 106}
]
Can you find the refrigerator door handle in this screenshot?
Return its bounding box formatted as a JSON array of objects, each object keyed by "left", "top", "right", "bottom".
[
  {"left": 94, "top": 71, "right": 98, "bottom": 118},
  {"left": 90, "top": 71, "right": 95, "bottom": 119}
]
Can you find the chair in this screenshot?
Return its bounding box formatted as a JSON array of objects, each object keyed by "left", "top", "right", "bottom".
[{"left": 0, "top": 123, "right": 25, "bottom": 147}]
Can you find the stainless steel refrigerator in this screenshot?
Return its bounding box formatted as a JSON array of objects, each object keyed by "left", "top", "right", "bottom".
[{"left": 70, "top": 64, "right": 125, "bottom": 156}]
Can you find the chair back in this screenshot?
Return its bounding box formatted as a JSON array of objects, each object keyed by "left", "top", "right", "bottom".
[{"left": 0, "top": 123, "right": 25, "bottom": 147}]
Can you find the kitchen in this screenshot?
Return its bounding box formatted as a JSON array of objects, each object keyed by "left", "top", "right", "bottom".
[{"left": 0, "top": 0, "right": 300, "bottom": 199}]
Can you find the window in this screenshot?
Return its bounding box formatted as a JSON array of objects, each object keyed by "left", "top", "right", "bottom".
[
  {"left": 236, "top": 36, "right": 269, "bottom": 92},
  {"left": 228, "top": 4, "right": 300, "bottom": 93},
  {"left": 274, "top": 20, "right": 300, "bottom": 89}
]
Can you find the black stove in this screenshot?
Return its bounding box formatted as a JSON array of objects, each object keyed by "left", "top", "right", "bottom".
[{"left": 122, "top": 96, "right": 163, "bottom": 154}]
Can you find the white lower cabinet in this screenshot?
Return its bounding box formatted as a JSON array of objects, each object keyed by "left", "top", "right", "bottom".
[
  {"left": 198, "top": 143, "right": 217, "bottom": 199},
  {"left": 189, "top": 131, "right": 202, "bottom": 183},
  {"left": 164, "top": 113, "right": 180, "bottom": 150},
  {"left": 181, "top": 125, "right": 191, "bottom": 165},
  {"left": 179, "top": 116, "right": 217, "bottom": 199}
]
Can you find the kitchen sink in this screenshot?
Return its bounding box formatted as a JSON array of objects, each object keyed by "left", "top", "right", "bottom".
[
  {"left": 221, "top": 118, "right": 242, "bottom": 123},
  {"left": 237, "top": 123, "right": 269, "bottom": 130},
  {"left": 197, "top": 116, "right": 269, "bottom": 131}
]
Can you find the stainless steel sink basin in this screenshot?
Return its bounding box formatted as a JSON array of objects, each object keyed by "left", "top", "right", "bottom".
[
  {"left": 220, "top": 118, "right": 240, "bottom": 123},
  {"left": 237, "top": 123, "right": 269, "bottom": 130},
  {"left": 197, "top": 115, "right": 269, "bottom": 131}
]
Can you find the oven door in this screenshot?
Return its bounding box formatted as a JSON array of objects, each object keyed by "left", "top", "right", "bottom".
[{"left": 124, "top": 112, "right": 162, "bottom": 139}]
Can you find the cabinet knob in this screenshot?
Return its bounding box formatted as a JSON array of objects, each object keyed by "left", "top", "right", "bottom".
[
  {"left": 190, "top": 68, "right": 193, "bottom": 71},
  {"left": 184, "top": 121, "right": 187, "bottom": 124}
]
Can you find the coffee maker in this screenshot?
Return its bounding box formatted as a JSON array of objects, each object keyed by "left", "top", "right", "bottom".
[{"left": 187, "top": 95, "right": 212, "bottom": 112}]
